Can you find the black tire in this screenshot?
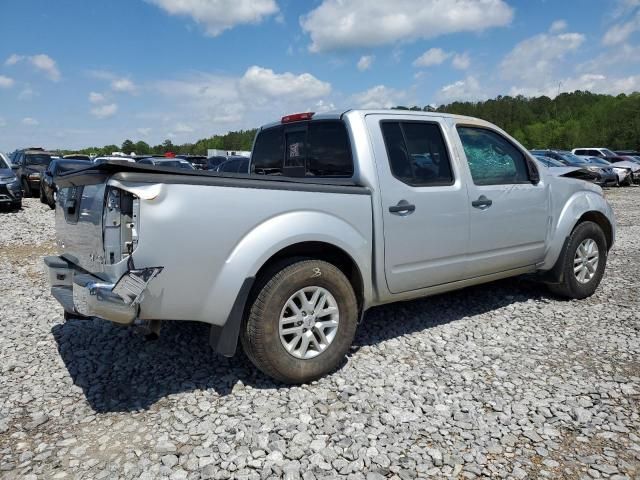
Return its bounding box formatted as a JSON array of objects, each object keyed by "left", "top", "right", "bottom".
[
  {"left": 21, "top": 177, "right": 32, "bottom": 197},
  {"left": 241, "top": 259, "right": 358, "bottom": 384},
  {"left": 39, "top": 185, "right": 46, "bottom": 203},
  {"left": 12, "top": 201, "right": 21, "bottom": 211},
  {"left": 623, "top": 174, "right": 633, "bottom": 187},
  {"left": 548, "top": 221, "right": 607, "bottom": 299}
]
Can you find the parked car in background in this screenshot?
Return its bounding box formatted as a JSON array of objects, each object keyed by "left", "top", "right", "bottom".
[
  {"left": 572, "top": 148, "right": 640, "bottom": 183},
  {"left": 206, "top": 155, "right": 228, "bottom": 171},
  {"left": 40, "top": 159, "right": 90, "bottom": 209},
  {"left": 584, "top": 156, "right": 635, "bottom": 186},
  {"left": 531, "top": 154, "right": 599, "bottom": 183},
  {"left": 137, "top": 157, "right": 195, "bottom": 170},
  {"left": 216, "top": 156, "right": 250, "bottom": 173},
  {"left": 614, "top": 150, "right": 640, "bottom": 157},
  {"left": 10, "top": 148, "right": 54, "bottom": 197},
  {"left": 45, "top": 110, "right": 615, "bottom": 384},
  {"left": 176, "top": 155, "right": 208, "bottom": 170},
  {"left": 0, "top": 153, "right": 22, "bottom": 210},
  {"left": 530, "top": 149, "right": 617, "bottom": 186},
  {"left": 63, "top": 154, "right": 91, "bottom": 161}
]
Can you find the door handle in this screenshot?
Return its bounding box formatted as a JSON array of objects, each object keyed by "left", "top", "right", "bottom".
[
  {"left": 471, "top": 195, "right": 492, "bottom": 209},
  {"left": 389, "top": 200, "right": 416, "bottom": 215}
]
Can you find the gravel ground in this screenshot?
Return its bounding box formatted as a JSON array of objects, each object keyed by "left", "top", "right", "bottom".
[{"left": 1, "top": 191, "right": 639, "bottom": 480}]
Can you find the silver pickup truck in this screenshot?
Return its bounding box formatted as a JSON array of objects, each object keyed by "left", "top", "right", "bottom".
[{"left": 45, "top": 110, "right": 615, "bottom": 383}]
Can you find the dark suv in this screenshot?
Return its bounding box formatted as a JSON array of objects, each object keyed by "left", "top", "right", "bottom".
[
  {"left": 11, "top": 148, "right": 54, "bottom": 197},
  {"left": 0, "top": 154, "right": 22, "bottom": 210}
]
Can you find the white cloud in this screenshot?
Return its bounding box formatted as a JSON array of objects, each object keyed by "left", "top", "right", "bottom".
[
  {"left": 603, "top": 12, "right": 640, "bottom": 45},
  {"left": 5, "top": 53, "right": 60, "bottom": 81},
  {"left": 579, "top": 43, "right": 640, "bottom": 71},
  {"left": 137, "top": 127, "right": 152, "bottom": 136},
  {"left": 452, "top": 52, "right": 471, "bottom": 70},
  {"left": 500, "top": 31, "right": 585, "bottom": 82},
  {"left": 22, "top": 117, "right": 39, "bottom": 126},
  {"left": 89, "top": 92, "right": 106, "bottom": 103},
  {"left": 413, "top": 48, "right": 451, "bottom": 67},
  {"left": 174, "top": 123, "right": 194, "bottom": 133},
  {"left": 239, "top": 66, "right": 331, "bottom": 101},
  {"left": 91, "top": 103, "right": 118, "bottom": 119},
  {"left": 29, "top": 54, "right": 61, "bottom": 81},
  {"left": 146, "top": 0, "right": 279, "bottom": 36},
  {"left": 301, "top": 0, "right": 513, "bottom": 52},
  {"left": 549, "top": 20, "right": 567, "bottom": 33},
  {"left": 5, "top": 54, "right": 24, "bottom": 66},
  {"left": 18, "top": 86, "right": 36, "bottom": 100},
  {"left": 357, "top": 55, "right": 374, "bottom": 71},
  {"left": 111, "top": 78, "right": 136, "bottom": 93},
  {"left": 351, "top": 85, "right": 406, "bottom": 109},
  {"left": 438, "top": 76, "right": 486, "bottom": 102},
  {"left": 0, "top": 75, "right": 14, "bottom": 88},
  {"left": 152, "top": 66, "right": 334, "bottom": 140}
]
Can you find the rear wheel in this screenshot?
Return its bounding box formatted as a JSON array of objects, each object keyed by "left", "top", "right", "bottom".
[
  {"left": 548, "top": 221, "right": 607, "bottom": 299},
  {"left": 39, "top": 186, "right": 46, "bottom": 203},
  {"left": 241, "top": 259, "right": 358, "bottom": 384}
]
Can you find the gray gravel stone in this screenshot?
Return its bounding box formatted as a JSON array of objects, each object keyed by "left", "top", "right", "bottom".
[{"left": 1, "top": 193, "right": 639, "bottom": 479}]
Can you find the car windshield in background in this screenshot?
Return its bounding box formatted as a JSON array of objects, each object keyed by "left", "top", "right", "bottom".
[
  {"left": 602, "top": 149, "right": 617, "bottom": 157},
  {"left": 26, "top": 154, "right": 52, "bottom": 166},
  {"left": 560, "top": 152, "right": 589, "bottom": 165},
  {"left": 588, "top": 158, "right": 611, "bottom": 167},
  {"left": 534, "top": 155, "right": 564, "bottom": 167},
  {"left": 158, "top": 160, "right": 193, "bottom": 169},
  {"left": 0, "top": 157, "right": 8, "bottom": 169}
]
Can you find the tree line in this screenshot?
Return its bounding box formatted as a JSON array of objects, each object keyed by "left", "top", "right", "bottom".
[
  {"left": 59, "top": 129, "right": 257, "bottom": 156},
  {"left": 59, "top": 90, "right": 640, "bottom": 156},
  {"left": 397, "top": 90, "right": 640, "bottom": 150}
]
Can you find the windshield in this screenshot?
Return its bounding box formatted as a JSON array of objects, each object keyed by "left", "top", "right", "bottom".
[
  {"left": 158, "top": 160, "right": 193, "bottom": 169},
  {"left": 0, "top": 157, "right": 8, "bottom": 169},
  {"left": 588, "top": 157, "right": 611, "bottom": 166},
  {"left": 534, "top": 155, "right": 564, "bottom": 167},
  {"left": 559, "top": 152, "right": 589, "bottom": 165},
  {"left": 602, "top": 149, "right": 617, "bottom": 157},
  {"left": 26, "top": 154, "right": 52, "bottom": 166}
]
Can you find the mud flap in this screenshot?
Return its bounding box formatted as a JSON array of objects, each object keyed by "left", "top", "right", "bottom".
[{"left": 209, "top": 277, "right": 254, "bottom": 357}]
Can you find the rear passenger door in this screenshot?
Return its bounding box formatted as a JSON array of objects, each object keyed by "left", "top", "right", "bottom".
[
  {"left": 455, "top": 125, "right": 548, "bottom": 277},
  {"left": 366, "top": 115, "right": 470, "bottom": 294}
]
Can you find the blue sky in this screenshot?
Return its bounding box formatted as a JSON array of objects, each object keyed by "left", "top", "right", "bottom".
[{"left": 1, "top": 0, "right": 639, "bottom": 150}]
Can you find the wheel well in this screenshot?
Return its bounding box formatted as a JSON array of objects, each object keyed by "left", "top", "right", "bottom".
[
  {"left": 254, "top": 242, "right": 365, "bottom": 313},
  {"left": 576, "top": 211, "right": 613, "bottom": 249}
]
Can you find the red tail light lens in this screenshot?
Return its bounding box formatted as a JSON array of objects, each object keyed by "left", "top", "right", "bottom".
[{"left": 281, "top": 112, "right": 314, "bottom": 123}]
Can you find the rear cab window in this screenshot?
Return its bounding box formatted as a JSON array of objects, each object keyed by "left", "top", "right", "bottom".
[
  {"left": 251, "top": 120, "right": 353, "bottom": 178},
  {"left": 380, "top": 121, "right": 454, "bottom": 187}
]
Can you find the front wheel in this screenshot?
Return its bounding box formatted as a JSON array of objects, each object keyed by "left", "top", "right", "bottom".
[
  {"left": 548, "top": 221, "right": 607, "bottom": 299},
  {"left": 241, "top": 259, "right": 358, "bottom": 384}
]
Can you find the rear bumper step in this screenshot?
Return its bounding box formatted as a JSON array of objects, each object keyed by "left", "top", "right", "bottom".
[{"left": 44, "top": 256, "right": 161, "bottom": 325}]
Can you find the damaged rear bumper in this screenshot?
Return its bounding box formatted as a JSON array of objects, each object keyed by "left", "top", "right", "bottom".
[{"left": 44, "top": 256, "right": 162, "bottom": 325}]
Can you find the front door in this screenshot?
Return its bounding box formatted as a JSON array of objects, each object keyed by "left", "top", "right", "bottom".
[
  {"left": 366, "top": 115, "right": 471, "bottom": 294},
  {"left": 455, "top": 125, "right": 549, "bottom": 277}
]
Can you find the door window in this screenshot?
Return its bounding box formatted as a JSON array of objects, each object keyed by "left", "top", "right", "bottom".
[
  {"left": 457, "top": 126, "right": 530, "bottom": 185},
  {"left": 380, "top": 121, "right": 454, "bottom": 186}
]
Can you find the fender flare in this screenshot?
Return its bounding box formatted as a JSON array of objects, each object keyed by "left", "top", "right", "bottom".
[
  {"left": 202, "top": 210, "right": 372, "bottom": 352},
  {"left": 540, "top": 190, "right": 615, "bottom": 272}
]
